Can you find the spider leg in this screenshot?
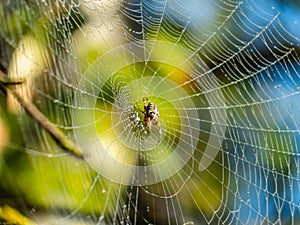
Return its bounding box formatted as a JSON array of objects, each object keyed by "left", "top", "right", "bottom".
[
  {"left": 142, "top": 97, "right": 149, "bottom": 108},
  {"left": 156, "top": 121, "right": 162, "bottom": 143}
]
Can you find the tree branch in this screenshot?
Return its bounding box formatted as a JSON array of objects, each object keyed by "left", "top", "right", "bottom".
[{"left": 0, "top": 71, "right": 83, "bottom": 158}]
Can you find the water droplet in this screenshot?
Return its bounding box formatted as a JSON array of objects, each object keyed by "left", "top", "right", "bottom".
[{"left": 31, "top": 207, "right": 36, "bottom": 214}]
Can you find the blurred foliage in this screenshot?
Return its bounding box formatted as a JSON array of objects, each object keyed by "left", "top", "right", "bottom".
[
  {"left": 1, "top": 0, "right": 300, "bottom": 224},
  {"left": 0, "top": 0, "right": 120, "bottom": 220},
  {"left": 0, "top": 204, "right": 36, "bottom": 225}
]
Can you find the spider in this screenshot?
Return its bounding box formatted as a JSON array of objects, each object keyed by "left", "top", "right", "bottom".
[{"left": 142, "top": 97, "right": 162, "bottom": 142}]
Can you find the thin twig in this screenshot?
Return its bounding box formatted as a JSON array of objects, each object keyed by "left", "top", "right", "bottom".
[
  {"left": 0, "top": 72, "right": 23, "bottom": 84},
  {"left": 0, "top": 71, "right": 83, "bottom": 158}
]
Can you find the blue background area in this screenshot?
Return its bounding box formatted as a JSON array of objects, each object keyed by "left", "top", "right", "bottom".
[{"left": 125, "top": 0, "right": 300, "bottom": 223}]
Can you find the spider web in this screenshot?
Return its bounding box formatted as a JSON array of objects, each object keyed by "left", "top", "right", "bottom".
[{"left": 1, "top": 0, "right": 300, "bottom": 224}]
